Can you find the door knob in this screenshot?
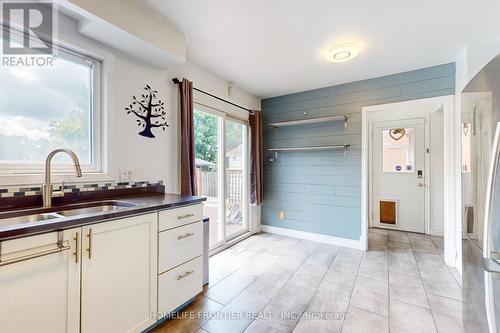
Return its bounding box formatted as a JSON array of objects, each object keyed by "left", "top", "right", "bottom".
[{"left": 417, "top": 183, "right": 424, "bottom": 187}]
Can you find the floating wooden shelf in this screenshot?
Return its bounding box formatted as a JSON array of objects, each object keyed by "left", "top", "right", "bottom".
[
  {"left": 267, "top": 144, "right": 350, "bottom": 159},
  {"left": 268, "top": 115, "right": 348, "bottom": 128}
]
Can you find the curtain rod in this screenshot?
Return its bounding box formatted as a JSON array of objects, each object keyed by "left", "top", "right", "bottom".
[{"left": 172, "top": 78, "right": 254, "bottom": 113}]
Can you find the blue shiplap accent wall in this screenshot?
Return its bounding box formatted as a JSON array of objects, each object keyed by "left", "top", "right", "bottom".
[{"left": 261, "top": 63, "right": 455, "bottom": 240}]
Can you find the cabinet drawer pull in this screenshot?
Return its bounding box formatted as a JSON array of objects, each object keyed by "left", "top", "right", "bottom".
[
  {"left": 177, "top": 270, "right": 194, "bottom": 280},
  {"left": 177, "top": 233, "right": 195, "bottom": 240},
  {"left": 177, "top": 213, "right": 194, "bottom": 220}
]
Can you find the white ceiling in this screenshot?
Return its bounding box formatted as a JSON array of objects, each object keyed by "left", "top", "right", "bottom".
[{"left": 140, "top": 0, "right": 500, "bottom": 98}]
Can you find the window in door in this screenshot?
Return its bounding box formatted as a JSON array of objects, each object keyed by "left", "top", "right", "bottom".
[{"left": 382, "top": 128, "right": 415, "bottom": 173}]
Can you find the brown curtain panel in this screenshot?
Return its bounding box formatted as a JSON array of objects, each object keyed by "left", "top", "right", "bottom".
[
  {"left": 179, "top": 78, "right": 197, "bottom": 196},
  {"left": 249, "top": 111, "right": 264, "bottom": 205}
]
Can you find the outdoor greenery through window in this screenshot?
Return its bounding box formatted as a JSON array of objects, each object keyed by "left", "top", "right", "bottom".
[
  {"left": 0, "top": 49, "right": 100, "bottom": 171},
  {"left": 194, "top": 111, "right": 218, "bottom": 170},
  {"left": 194, "top": 110, "right": 221, "bottom": 246}
]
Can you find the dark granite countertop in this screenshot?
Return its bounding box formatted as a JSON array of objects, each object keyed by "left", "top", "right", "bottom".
[{"left": 0, "top": 193, "right": 206, "bottom": 241}]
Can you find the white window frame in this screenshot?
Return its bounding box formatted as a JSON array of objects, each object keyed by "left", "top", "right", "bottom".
[
  {"left": 0, "top": 27, "right": 103, "bottom": 175},
  {"left": 381, "top": 127, "right": 416, "bottom": 174},
  {"left": 224, "top": 115, "right": 250, "bottom": 241}
]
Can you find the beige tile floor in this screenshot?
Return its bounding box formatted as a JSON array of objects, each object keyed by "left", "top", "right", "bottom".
[{"left": 154, "top": 229, "right": 466, "bottom": 333}]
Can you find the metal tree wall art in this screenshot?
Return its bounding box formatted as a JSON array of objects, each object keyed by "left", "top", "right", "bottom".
[{"left": 125, "top": 85, "right": 168, "bottom": 138}]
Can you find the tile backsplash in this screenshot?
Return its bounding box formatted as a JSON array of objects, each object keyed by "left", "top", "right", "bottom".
[{"left": 0, "top": 180, "right": 164, "bottom": 198}]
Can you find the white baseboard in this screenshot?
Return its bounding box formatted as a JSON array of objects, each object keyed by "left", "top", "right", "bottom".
[
  {"left": 430, "top": 229, "right": 444, "bottom": 237},
  {"left": 260, "top": 225, "right": 363, "bottom": 250}
]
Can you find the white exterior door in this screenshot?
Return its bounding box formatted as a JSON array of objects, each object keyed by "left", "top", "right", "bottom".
[
  {"left": 372, "top": 118, "right": 426, "bottom": 233},
  {"left": 81, "top": 214, "right": 158, "bottom": 333}
]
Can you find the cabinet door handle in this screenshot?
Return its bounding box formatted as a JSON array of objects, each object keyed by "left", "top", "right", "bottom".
[
  {"left": 86, "top": 228, "right": 93, "bottom": 259},
  {"left": 0, "top": 231, "right": 70, "bottom": 267},
  {"left": 177, "top": 213, "right": 194, "bottom": 220},
  {"left": 73, "top": 231, "right": 80, "bottom": 264},
  {"left": 177, "top": 233, "right": 195, "bottom": 240},
  {"left": 177, "top": 270, "right": 194, "bottom": 280}
]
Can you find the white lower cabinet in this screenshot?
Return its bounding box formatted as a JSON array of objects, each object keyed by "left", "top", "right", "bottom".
[
  {"left": 80, "top": 213, "right": 158, "bottom": 333},
  {"left": 157, "top": 205, "right": 204, "bottom": 315},
  {"left": 0, "top": 228, "right": 81, "bottom": 333},
  {"left": 0, "top": 205, "right": 204, "bottom": 333},
  {"left": 158, "top": 256, "right": 203, "bottom": 314}
]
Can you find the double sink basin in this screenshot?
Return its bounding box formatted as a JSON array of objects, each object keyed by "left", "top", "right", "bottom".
[{"left": 0, "top": 201, "right": 136, "bottom": 227}]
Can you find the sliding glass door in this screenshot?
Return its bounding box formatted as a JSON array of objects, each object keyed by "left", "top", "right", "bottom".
[
  {"left": 194, "top": 110, "right": 222, "bottom": 246},
  {"left": 194, "top": 109, "right": 249, "bottom": 250},
  {"left": 225, "top": 119, "right": 249, "bottom": 239}
]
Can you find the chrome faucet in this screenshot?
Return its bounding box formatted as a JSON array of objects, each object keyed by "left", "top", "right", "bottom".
[{"left": 42, "top": 148, "right": 83, "bottom": 207}]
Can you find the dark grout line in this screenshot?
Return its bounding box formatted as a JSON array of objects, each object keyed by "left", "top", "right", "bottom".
[
  {"left": 246, "top": 237, "right": 321, "bottom": 333},
  {"left": 202, "top": 236, "right": 316, "bottom": 333},
  {"left": 287, "top": 243, "right": 340, "bottom": 332},
  {"left": 408, "top": 232, "right": 440, "bottom": 332},
  {"left": 338, "top": 249, "right": 363, "bottom": 333},
  {"left": 198, "top": 230, "right": 454, "bottom": 333}
]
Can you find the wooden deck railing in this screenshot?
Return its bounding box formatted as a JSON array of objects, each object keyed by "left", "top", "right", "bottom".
[{"left": 196, "top": 168, "right": 243, "bottom": 205}]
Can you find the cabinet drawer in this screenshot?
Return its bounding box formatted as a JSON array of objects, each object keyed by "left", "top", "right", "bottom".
[
  {"left": 159, "top": 222, "right": 202, "bottom": 273},
  {"left": 159, "top": 204, "right": 202, "bottom": 231},
  {"left": 158, "top": 256, "right": 203, "bottom": 314}
]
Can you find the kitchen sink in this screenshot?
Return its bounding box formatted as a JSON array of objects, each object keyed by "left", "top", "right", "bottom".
[
  {"left": 0, "top": 201, "right": 136, "bottom": 227},
  {"left": 55, "top": 201, "right": 135, "bottom": 217},
  {"left": 0, "top": 213, "right": 61, "bottom": 227}
]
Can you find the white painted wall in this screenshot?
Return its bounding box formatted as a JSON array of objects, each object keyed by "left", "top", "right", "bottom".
[
  {"left": 0, "top": 12, "right": 261, "bottom": 195},
  {"left": 59, "top": 0, "right": 186, "bottom": 68},
  {"left": 111, "top": 59, "right": 261, "bottom": 193},
  {"left": 456, "top": 37, "right": 500, "bottom": 93},
  {"left": 429, "top": 107, "right": 445, "bottom": 235}
]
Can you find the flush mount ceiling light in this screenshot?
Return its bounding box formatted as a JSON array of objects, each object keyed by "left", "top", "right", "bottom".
[{"left": 325, "top": 43, "right": 359, "bottom": 63}]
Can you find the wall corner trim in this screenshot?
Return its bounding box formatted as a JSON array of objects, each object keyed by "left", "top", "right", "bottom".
[{"left": 260, "top": 225, "right": 363, "bottom": 250}]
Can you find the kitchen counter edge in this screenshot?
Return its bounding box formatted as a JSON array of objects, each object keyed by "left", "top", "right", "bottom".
[{"left": 0, "top": 193, "right": 207, "bottom": 241}]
